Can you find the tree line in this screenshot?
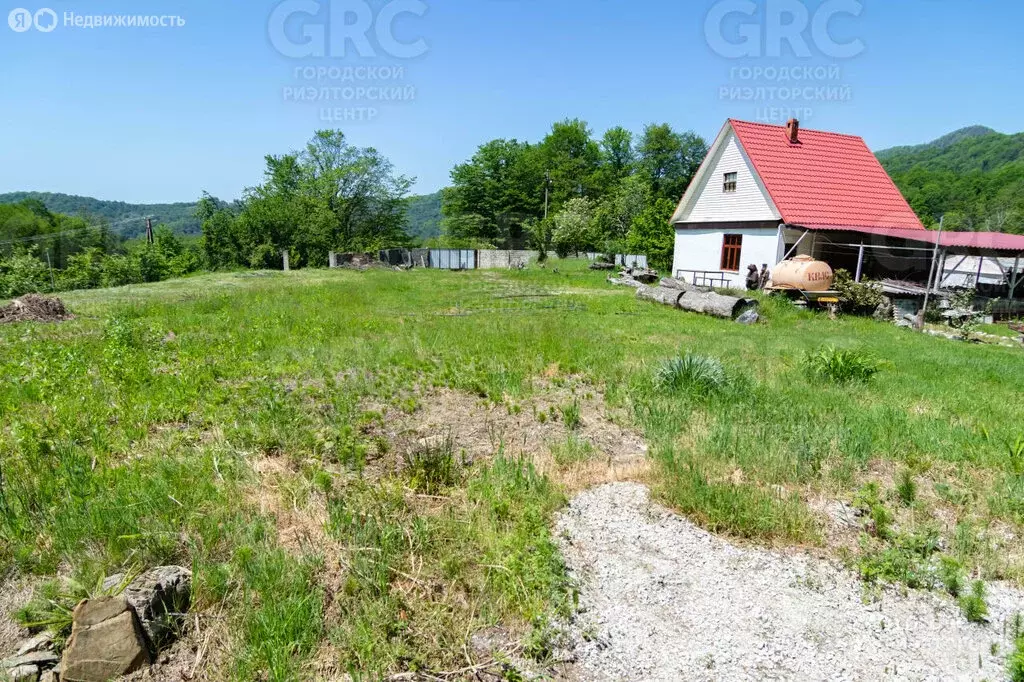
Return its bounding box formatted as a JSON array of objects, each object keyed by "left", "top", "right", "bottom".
[
  {"left": 0, "top": 199, "right": 203, "bottom": 299},
  {"left": 438, "top": 119, "right": 708, "bottom": 269}
]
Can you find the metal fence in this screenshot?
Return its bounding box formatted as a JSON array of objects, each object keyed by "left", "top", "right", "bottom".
[
  {"left": 584, "top": 253, "right": 649, "bottom": 269},
  {"left": 429, "top": 249, "right": 477, "bottom": 270}
]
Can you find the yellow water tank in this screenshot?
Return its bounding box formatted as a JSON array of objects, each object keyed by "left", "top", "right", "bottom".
[{"left": 770, "top": 255, "right": 834, "bottom": 292}]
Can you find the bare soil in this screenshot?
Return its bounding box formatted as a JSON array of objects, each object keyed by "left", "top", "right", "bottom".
[{"left": 0, "top": 295, "right": 72, "bottom": 324}]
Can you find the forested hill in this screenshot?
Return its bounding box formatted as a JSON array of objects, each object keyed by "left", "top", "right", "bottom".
[
  {"left": 404, "top": 191, "right": 443, "bottom": 240},
  {"left": 2, "top": 190, "right": 447, "bottom": 243},
  {"left": 878, "top": 127, "right": 1024, "bottom": 232},
  {"left": 0, "top": 192, "right": 201, "bottom": 239},
  {"left": 875, "top": 126, "right": 997, "bottom": 166}
]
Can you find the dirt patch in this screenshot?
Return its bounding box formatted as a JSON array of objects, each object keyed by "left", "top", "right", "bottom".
[
  {"left": 0, "top": 295, "right": 73, "bottom": 324},
  {"left": 250, "top": 457, "right": 334, "bottom": 555},
  {"left": 0, "top": 576, "right": 38, "bottom": 658},
  {"left": 366, "top": 379, "right": 651, "bottom": 491}
]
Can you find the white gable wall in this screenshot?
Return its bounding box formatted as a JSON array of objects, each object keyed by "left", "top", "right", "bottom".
[
  {"left": 680, "top": 131, "right": 779, "bottom": 224},
  {"left": 672, "top": 227, "right": 781, "bottom": 290}
]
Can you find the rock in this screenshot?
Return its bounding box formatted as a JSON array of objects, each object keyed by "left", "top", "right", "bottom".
[
  {"left": 5, "top": 651, "right": 58, "bottom": 668},
  {"left": 15, "top": 633, "right": 54, "bottom": 657},
  {"left": 60, "top": 597, "right": 151, "bottom": 682},
  {"left": 103, "top": 567, "right": 191, "bottom": 650},
  {"left": 735, "top": 310, "right": 760, "bottom": 325},
  {"left": 1, "top": 664, "right": 38, "bottom": 682},
  {"left": 589, "top": 262, "right": 616, "bottom": 271},
  {"left": 627, "top": 268, "right": 659, "bottom": 284},
  {"left": 39, "top": 671, "right": 58, "bottom": 682}
]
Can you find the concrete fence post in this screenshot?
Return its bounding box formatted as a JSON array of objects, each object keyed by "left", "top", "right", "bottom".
[
  {"left": 329, "top": 251, "right": 337, "bottom": 268},
  {"left": 282, "top": 250, "right": 290, "bottom": 272}
]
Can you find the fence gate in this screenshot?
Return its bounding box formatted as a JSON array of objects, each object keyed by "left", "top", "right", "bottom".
[{"left": 429, "top": 249, "right": 477, "bottom": 270}]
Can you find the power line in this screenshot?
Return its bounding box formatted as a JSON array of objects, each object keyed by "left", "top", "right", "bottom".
[{"left": 0, "top": 216, "right": 152, "bottom": 248}]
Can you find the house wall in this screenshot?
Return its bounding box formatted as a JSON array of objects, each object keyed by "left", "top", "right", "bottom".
[
  {"left": 672, "top": 226, "right": 781, "bottom": 289},
  {"left": 682, "top": 132, "right": 779, "bottom": 224}
]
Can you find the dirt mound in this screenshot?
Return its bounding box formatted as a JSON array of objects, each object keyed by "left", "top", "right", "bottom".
[{"left": 0, "top": 295, "right": 72, "bottom": 324}]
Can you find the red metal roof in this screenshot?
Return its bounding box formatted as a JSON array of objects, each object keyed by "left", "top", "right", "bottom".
[
  {"left": 730, "top": 119, "right": 925, "bottom": 231},
  {"left": 803, "top": 224, "right": 1024, "bottom": 254}
]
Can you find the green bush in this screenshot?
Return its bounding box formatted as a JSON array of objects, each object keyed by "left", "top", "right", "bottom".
[
  {"left": 57, "top": 248, "right": 105, "bottom": 291},
  {"left": 0, "top": 252, "right": 51, "bottom": 298},
  {"left": 803, "top": 346, "right": 883, "bottom": 384},
  {"left": 656, "top": 353, "right": 728, "bottom": 397},
  {"left": 834, "top": 268, "right": 885, "bottom": 312},
  {"left": 101, "top": 254, "right": 144, "bottom": 287},
  {"left": 136, "top": 245, "right": 170, "bottom": 283}
]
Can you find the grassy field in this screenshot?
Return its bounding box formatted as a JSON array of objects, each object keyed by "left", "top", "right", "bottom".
[{"left": 2, "top": 260, "right": 1024, "bottom": 679}]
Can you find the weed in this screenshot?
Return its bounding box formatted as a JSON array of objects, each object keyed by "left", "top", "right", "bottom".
[
  {"left": 16, "top": 570, "right": 137, "bottom": 648},
  {"left": 559, "top": 400, "right": 582, "bottom": 431},
  {"left": 551, "top": 434, "right": 596, "bottom": 467},
  {"left": 939, "top": 556, "right": 966, "bottom": 597},
  {"left": 405, "top": 433, "right": 462, "bottom": 494},
  {"left": 656, "top": 353, "right": 728, "bottom": 397},
  {"left": 960, "top": 580, "right": 989, "bottom": 623},
  {"left": 1010, "top": 637, "right": 1024, "bottom": 682},
  {"left": 803, "top": 345, "right": 883, "bottom": 383},
  {"left": 854, "top": 483, "right": 894, "bottom": 539},
  {"left": 895, "top": 469, "right": 917, "bottom": 507}
]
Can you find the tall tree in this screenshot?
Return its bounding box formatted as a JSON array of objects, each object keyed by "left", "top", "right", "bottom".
[
  {"left": 442, "top": 139, "right": 543, "bottom": 246},
  {"left": 637, "top": 124, "right": 709, "bottom": 203},
  {"left": 540, "top": 119, "right": 603, "bottom": 209},
  {"left": 222, "top": 130, "right": 413, "bottom": 267}
]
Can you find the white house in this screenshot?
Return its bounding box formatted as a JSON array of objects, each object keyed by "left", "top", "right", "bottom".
[{"left": 669, "top": 118, "right": 927, "bottom": 289}]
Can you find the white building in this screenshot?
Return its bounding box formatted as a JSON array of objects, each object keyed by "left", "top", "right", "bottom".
[{"left": 669, "top": 118, "right": 927, "bottom": 289}]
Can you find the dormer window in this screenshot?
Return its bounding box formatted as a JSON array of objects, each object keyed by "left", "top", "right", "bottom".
[{"left": 723, "top": 172, "right": 737, "bottom": 193}]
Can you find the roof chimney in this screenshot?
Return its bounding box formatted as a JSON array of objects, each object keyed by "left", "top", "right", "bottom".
[{"left": 787, "top": 118, "right": 800, "bottom": 144}]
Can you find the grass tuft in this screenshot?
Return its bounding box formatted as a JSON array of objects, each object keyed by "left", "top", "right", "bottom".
[
  {"left": 803, "top": 345, "right": 884, "bottom": 384},
  {"left": 656, "top": 353, "right": 729, "bottom": 397}
]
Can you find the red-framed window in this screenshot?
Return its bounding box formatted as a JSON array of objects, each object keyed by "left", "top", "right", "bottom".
[{"left": 720, "top": 234, "right": 742, "bottom": 272}]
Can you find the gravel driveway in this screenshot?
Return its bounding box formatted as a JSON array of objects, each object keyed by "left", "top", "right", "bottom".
[{"left": 555, "top": 483, "right": 1024, "bottom": 681}]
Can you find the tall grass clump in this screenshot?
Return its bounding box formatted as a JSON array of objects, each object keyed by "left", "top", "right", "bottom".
[
  {"left": 656, "top": 353, "right": 729, "bottom": 397},
  {"left": 1009, "top": 614, "right": 1024, "bottom": 682},
  {"left": 959, "top": 580, "right": 988, "bottom": 623},
  {"left": 803, "top": 345, "right": 883, "bottom": 384}
]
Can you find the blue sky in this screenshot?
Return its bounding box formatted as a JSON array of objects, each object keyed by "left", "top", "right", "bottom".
[{"left": 1, "top": 0, "right": 1022, "bottom": 203}]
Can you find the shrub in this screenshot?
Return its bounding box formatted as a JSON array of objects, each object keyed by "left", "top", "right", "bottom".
[
  {"left": 101, "top": 254, "right": 143, "bottom": 288},
  {"left": 834, "top": 268, "right": 885, "bottom": 312},
  {"left": 803, "top": 346, "right": 883, "bottom": 384},
  {"left": 656, "top": 353, "right": 728, "bottom": 396},
  {"left": 58, "top": 248, "right": 104, "bottom": 291},
  {"left": 0, "top": 252, "right": 51, "bottom": 298},
  {"left": 959, "top": 580, "right": 988, "bottom": 623}
]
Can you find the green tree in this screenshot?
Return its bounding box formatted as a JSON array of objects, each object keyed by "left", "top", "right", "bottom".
[
  {"left": 627, "top": 197, "right": 679, "bottom": 272},
  {"left": 442, "top": 139, "right": 543, "bottom": 246},
  {"left": 552, "top": 198, "right": 598, "bottom": 258},
  {"left": 540, "top": 119, "right": 603, "bottom": 209},
  {"left": 637, "top": 124, "right": 709, "bottom": 203}
]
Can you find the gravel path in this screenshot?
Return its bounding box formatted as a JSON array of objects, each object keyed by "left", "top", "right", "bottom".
[{"left": 555, "top": 483, "right": 1024, "bottom": 682}]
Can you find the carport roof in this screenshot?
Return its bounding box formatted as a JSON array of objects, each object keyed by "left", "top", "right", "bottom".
[{"left": 797, "top": 224, "right": 1024, "bottom": 255}]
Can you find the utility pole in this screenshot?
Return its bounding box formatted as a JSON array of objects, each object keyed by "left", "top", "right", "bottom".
[
  {"left": 543, "top": 172, "right": 551, "bottom": 221},
  {"left": 920, "top": 215, "right": 945, "bottom": 328},
  {"left": 145, "top": 217, "right": 154, "bottom": 245},
  {"left": 46, "top": 251, "right": 56, "bottom": 290}
]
